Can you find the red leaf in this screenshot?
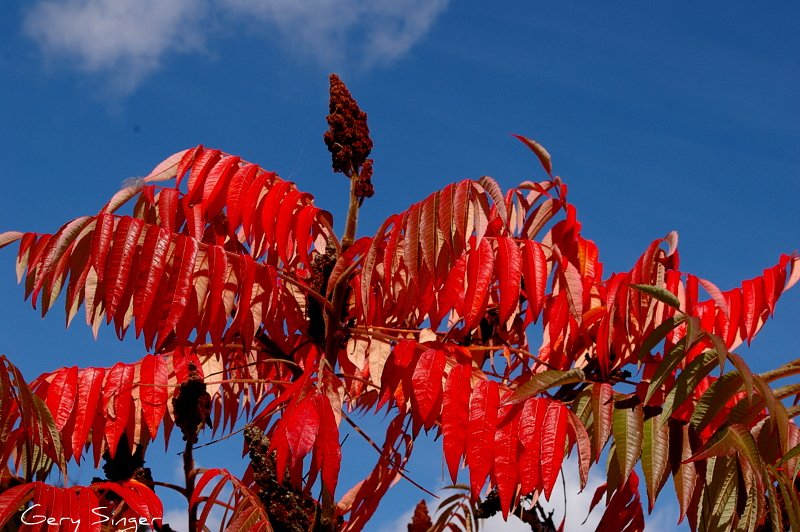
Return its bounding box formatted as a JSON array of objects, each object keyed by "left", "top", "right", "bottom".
[
  {"left": 72, "top": 368, "right": 105, "bottom": 462},
  {"left": 186, "top": 148, "right": 222, "bottom": 205},
  {"left": 442, "top": 363, "right": 472, "bottom": 482},
  {"left": 285, "top": 396, "right": 320, "bottom": 467},
  {"left": 226, "top": 163, "right": 259, "bottom": 233},
  {"left": 463, "top": 238, "right": 494, "bottom": 331},
  {"left": 540, "top": 401, "right": 568, "bottom": 500},
  {"left": 133, "top": 227, "right": 170, "bottom": 337},
  {"left": 495, "top": 237, "right": 522, "bottom": 324},
  {"left": 139, "top": 355, "right": 168, "bottom": 437},
  {"left": 158, "top": 235, "right": 199, "bottom": 346},
  {"left": 105, "top": 217, "right": 144, "bottom": 321},
  {"left": 204, "top": 245, "right": 229, "bottom": 343},
  {"left": 314, "top": 393, "right": 341, "bottom": 494},
  {"left": 467, "top": 379, "right": 499, "bottom": 500},
  {"left": 410, "top": 349, "right": 446, "bottom": 433},
  {"left": 0, "top": 484, "right": 34, "bottom": 528},
  {"left": 521, "top": 240, "right": 547, "bottom": 323},
  {"left": 698, "top": 277, "right": 729, "bottom": 318},
  {"left": 44, "top": 366, "right": 78, "bottom": 433},
  {"left": 104, "top": 362, "right": 135, "bottom": 458},
  {"left": 518, "top": 398, "right": 546, "bottom": 495},
  {"left": 493, "top": 405, "right": 520, "bottom": 518},
  {"left": 156, "top": 188, "right": 180, "bottom": 233},
  {"left": 91, "top": 213, "right": 115, "bottom": 284},
  {"left": 203, "top": 155, "right": 240, "bottom": 216}
]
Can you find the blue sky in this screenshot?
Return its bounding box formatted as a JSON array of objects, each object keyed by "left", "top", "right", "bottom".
[{"left": 1, "top": 1, "right": 799, "bottom": 530}]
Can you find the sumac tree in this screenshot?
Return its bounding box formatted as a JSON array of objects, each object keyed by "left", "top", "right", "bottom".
[{"left": 0, "top": 75, "right": 799, "bottom": 532}]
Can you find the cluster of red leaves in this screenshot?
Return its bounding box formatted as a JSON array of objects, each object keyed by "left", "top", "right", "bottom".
[{"left": 0, "top": 129, "right": 799, "bottom": 531}]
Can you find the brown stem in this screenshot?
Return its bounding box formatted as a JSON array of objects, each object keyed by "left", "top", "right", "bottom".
[
  {"left": 184, "top": 437, "right": 198, "bottom": 530},
  {"left": 341, "top": 174, "right": 360, "bottom": 249},
  {"left": 314, "top": 176, "right": 363, "bottom": 530}
]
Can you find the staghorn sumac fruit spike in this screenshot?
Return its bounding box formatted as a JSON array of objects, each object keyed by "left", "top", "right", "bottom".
[
  {"left": 171, "top": 363, "right": 212, "bottom": 444},
  {"left": 324, "top": 74, "right": 373, "bottom": 179}
]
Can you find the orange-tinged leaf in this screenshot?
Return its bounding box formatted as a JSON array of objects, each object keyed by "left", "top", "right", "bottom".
[
  {"left": 477, "top": 175, "right": 509, "bottom": 228},
  {"left": 566, "top": 410, "right": 591, "bottom": 489},
  {"left": 698, "top": 276, "right": 729, "bottom": 318},
  {"left": 592, "top": 383, "right": 613, "bottom": 461},
  {"left": 419, "top": 195, "right": 438, "bottom": 273},
  {"left": 144, "top": 147, "right": 194, "bottom": 183},
  {"left": 0, "top": 231, "right": 23, "bottom": 251},
  {"left": 512, "top": 134, "right": 553, "bottom": 176}
]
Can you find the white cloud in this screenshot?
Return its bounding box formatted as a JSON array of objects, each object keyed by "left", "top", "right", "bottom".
[
  {"left": 22, "top": 0, "right": 449, "bottom": 94},
  {"left": 23, "top": 0, "right": 206, "bottom": 94},
  {"left": 220, "top": 0, "right": 449, "bottom": 66},
  {"left": 377, "top": 457, "right": 683, "bottom": 531}
]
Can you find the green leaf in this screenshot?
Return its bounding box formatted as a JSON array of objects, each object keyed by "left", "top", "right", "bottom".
[
  {"left": 700, "top": 455, "right": 738, "bottom": 532},
  {"left": 612, "top": 401, "right": 643, "bottom": 483},
  {"left": 735, "top": 470, "right": 760, "bottom": 532},
  {"left": 571, "top": 387, "right": 592, "bottom": 426},
  {"left": 642, "top": 414, "right": 669, "bottom": 511},
  {"left": 644, "top": 341, "right": 686, "bottom": 404},
  {"left": 766, "top": 473, "right": 785, "bottom": 532},
  {"left": 780, "top": 442, "right": 800, "bottom": 465},
  {"left": 630, "top": 283, "right": 682, "bottom": 310},
  {"left": 775, "top": 469, "right": 800, "bottom": 532},
  {"left": 661, "top": 349, "right": 720, "bottom": 424},
  {"left": 637, "top": 314, "right": 687, "bottom": 361},
  {"left": 504, "top": 368, "right": 585, "bottom": 405},
  {"left": 690, "top": 371, "right": 743, "bottom": 432},
  {"left": 688, "top": 424, "right": 763, "bottom": 494}
]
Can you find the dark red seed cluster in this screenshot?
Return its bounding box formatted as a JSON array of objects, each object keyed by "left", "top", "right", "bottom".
[
  {"left": 171, "top": 364, "right": 212, "bottom": 444},
  {"left": 354, "top": 158, "right": 374, "bottom": 201},
  {"left": 324, "top": 74, "right": 373, "bottom": 179}
]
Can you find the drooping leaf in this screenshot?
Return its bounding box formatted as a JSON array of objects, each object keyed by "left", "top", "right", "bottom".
[
  {"left": 442, "top": 364, "right": 472, "bottom": 483},
  {"left": 641, "top": 414, "right": 669, "bottom": 511},
  {"left": 612, "top": 402, "right": 643, "bottom": 483},
  {"left": 512, "top": 134, "right": 553, "bottom": 176},
  {"left": 466, "top": 379, "right": 498, "bottom": 500},
  {"left": 504, "top": 368, "right": 585, "bottom": 405}
]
